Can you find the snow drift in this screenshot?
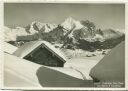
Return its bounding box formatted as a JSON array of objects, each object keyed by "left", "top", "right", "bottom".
[{"left": 4, "top": 52, "right": 93, "bottom": 87}]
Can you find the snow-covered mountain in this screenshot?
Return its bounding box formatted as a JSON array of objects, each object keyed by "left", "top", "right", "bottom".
[
  {"left": 4, "top": 21, "right": 57, "bottom": 42},
  {"left": 102, "top": 29, "right": 124, "bottom": 39},
  {"left": 4, "top": 26, "right": 29, "bottom": 42},
  {"left": 26, "top": 21, "right": 57, "bottom": 34},
  {"left": 4, "top": 17, "right": 125, "bottom": 51},
  {"left": 4, "top": 26, "right": 16, "bottom": 42},
  {"left": 61, "top": 17, "right": 84, "bottom": 30}
]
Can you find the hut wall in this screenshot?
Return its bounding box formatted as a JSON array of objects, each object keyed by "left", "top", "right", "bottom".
[{"left": 24, "top": 46, "right": 64, "bottom": 67}]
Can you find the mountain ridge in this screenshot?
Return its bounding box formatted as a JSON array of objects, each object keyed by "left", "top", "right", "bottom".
[{"left": 4, "top": 17, "right": 125, "bottom": 51}]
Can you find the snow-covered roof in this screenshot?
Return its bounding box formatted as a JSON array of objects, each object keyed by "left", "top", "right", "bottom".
[
  {"left": 4, "top": 42, "right": 18, "bottom": 54},
  {"left": 13, "top": 41, "right": 67, "bottom": 62}
]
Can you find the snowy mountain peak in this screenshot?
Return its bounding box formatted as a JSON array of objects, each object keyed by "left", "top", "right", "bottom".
[
  {"left": 28, "top": 21, "right": 57, "bottom": 33},
  {"left": 64, "top": 17, "right": 76, "bottom": 23},
  {"left": 41, "top": 23, "right": 57, "bottom": 33},
  {"left": 30, "top": 21, "right": 45, "bottom": 30},
  {"left": 61, "top": 17, "right": 84, "bottom": 30}
]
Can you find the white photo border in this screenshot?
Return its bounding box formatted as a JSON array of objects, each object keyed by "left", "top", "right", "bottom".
[{"left": 0, "top": 0, "right": 128, "bottom": 90}]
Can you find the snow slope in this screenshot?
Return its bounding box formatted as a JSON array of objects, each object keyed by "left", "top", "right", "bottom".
[
  {"left": 4, "top": 53, "right": 42, "bottom": 87},
  {"left": 64, "top": 58, "right": 101, "bottom": 80},
  {"left": 4, "top": 52, "right": 93, "bottom": 87}
]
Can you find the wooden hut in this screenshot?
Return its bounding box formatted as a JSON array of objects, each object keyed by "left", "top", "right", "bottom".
[{"left": 13, "top": 41, "right": 67, "bottom": 67}]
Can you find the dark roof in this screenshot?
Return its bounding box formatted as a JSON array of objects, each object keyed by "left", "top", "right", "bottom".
[
  {"left": 13, "top": 41, "right": 67, "bottom": 62},
  {"left": 90, "top": 41, "right": 125, "bottom": 82}
]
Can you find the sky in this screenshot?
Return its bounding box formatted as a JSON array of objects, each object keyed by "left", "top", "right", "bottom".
[{"left": 4, "top": 3, "right": 125, "bottom": 30}]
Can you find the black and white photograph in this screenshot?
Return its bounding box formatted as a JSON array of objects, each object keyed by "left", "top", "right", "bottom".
[{"left": 2, "top": 2, "right": 125, "bottom": 89}]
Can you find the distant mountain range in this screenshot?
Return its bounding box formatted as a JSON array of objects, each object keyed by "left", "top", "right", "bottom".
[{"left": 4, "top": 17, "right": 125, "bottom": 51}]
